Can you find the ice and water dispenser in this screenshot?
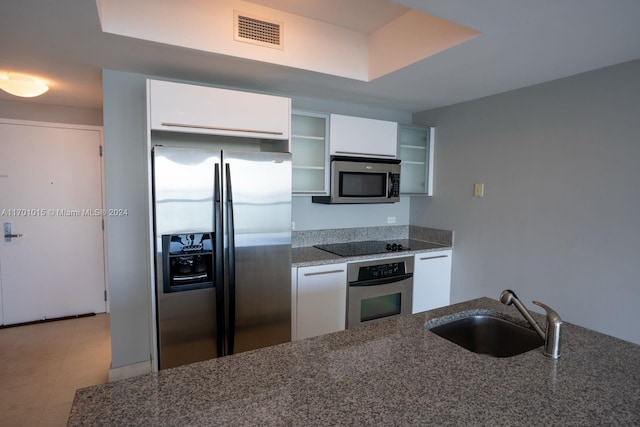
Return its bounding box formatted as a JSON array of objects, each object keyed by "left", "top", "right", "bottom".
[{"left": 161, "top": 233, "right": 214, "bottom": 293}]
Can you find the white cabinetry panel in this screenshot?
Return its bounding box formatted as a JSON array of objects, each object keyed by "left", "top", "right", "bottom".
[
  {"left": 398, "top": 124, "right": 434, "bottom": 195},
  {"left": 291, "top": 267, "right": 297, "bottom": 341},
  {"left": 291, "top": 110, "right": 329, "bottom": 195},
  {"left": 412, "top": 250, "right": 452, "bottom": 314},
  {"left": 148, "top": 79, "right": 290, "bottom": 140},
  {"left": 330, "top": 114, "right": 398, "bottom": 159},
  {"left": 295, "top": 263, "right": 347, "bottom": 340}
]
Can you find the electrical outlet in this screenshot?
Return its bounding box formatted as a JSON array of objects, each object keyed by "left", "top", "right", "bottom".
[
  {"left": 474, "top": 183, "right": 484, "bottom": 198},
  {"left": 291, "top": 221, "right": 296, "bottom": 230},
  {"left": 387, "top": 217, "right": 396, "bottom": 224}
]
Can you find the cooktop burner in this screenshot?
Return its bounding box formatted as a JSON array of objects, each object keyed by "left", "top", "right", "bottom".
[{"left": 314, "top": 240, "right": 411, "bottom": 257}]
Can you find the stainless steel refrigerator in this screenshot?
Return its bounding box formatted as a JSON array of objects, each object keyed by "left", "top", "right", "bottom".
[{"left": 152, "top": 146, "right": 292, "bottom": 370}]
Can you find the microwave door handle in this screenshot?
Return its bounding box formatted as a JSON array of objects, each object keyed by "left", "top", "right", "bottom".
[{"left": 388, "top": 172, "right": 393, "bottom": 198}]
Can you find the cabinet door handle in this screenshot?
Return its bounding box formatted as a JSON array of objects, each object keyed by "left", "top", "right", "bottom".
[
  {"left": 161, "top": 122, "right": 283, "bottom": 136},
  {"left": 419, "top": 255, "right": 449, "bottom": 261},
  {"left": 303, "top": 269, "right": 345, "bottom": 277}
]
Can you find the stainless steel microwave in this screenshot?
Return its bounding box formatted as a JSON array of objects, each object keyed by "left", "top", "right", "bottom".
[{"left": 312, "top": 156, "right": 401, "bottom": 204}]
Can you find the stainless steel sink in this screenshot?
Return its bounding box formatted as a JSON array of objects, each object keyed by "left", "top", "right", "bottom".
[{"left": 428, "top": 314, "right": 544, "bottom": 357}]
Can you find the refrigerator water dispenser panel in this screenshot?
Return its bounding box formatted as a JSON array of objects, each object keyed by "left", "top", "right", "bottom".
[{"left": 162, "top": 233, "right": 214, "bottom": 292}]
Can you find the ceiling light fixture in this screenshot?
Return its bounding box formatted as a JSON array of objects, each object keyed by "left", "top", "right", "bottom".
[{"left": 0, "top": 72, "right": 49, "bottom": 97}]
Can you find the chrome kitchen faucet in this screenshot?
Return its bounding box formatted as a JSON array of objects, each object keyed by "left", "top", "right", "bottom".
[{"left": 500, "top": 289, "right": 563, "bottom": 358}]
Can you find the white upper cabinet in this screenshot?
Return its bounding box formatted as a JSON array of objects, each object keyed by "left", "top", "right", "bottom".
[
  {"left": 291, "top": 110, "right": 329, "bottom": 195},
  {"left": 147, "top": 79, "right": 291, "bottom": 140},
  {"left": 329, "top": 114, "right": 398, "bottom": 159},
  {"left": 397, "top": 124, "right": 434, "bottom": 195}
]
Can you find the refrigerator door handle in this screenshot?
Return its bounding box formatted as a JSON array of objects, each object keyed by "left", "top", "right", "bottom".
[
  {"left": 225, "top": 163, "right": 236, "bottom": 355},
  {"left": 214, "top": 163, "right": 225, "bottom": 357}
]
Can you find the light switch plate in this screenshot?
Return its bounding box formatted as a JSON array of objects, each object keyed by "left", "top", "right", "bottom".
[{"left": 474, "top": 183, "right": 484, "bottom": 198}]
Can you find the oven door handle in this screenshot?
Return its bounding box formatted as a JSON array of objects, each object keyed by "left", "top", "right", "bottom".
[{"left": 349, "top": 273, "right": 413, "bottom": 287}]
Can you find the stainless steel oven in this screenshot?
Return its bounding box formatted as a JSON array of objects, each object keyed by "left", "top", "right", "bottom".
[{"left": 347, "top": 256, "right": 414, "bottom": 328}]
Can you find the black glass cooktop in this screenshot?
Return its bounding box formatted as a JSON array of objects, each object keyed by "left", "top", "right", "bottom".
[{"left": 314, "top": 240, "right": 411, "bottom": 257}]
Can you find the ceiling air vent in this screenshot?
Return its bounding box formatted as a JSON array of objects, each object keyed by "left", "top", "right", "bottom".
[{"left": 234, "top": 12, "right": 283, "bottom": 49}]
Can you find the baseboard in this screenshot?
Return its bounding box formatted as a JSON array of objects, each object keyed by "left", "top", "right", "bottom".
[{"left": 108, "top": 360, "right": 152, "bottom": 382}]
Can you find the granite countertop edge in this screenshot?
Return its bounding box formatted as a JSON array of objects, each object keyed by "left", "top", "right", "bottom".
[
  {"left": 68, "top": 297, "right": 640, "bottom": 426},
  {"left": 292, "top": 239, "right": 451, "bottom": 267}
]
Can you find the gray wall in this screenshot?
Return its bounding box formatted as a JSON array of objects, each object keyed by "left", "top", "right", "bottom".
[
  {"left": 102, "top": 69, "right": 411, "bottom": 368},
  {"left": 292, "top": 196, "right": 410, "bottom": 230},
  {"left": 0, "top": 98, "right": 102, "bottom": 126},
  {"left": 102, "top": 70, "right": 152, "bottom": 368},
  {"left": 412, "top": 59, "right": 640, "bottom": 344}
]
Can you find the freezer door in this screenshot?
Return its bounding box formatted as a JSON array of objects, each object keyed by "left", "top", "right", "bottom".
[
  {"left": 223, "top": 151, "right": 292, "bottom": 354},
  {"left": 153, "top": 146, "right": 219, "bottom": 235},
  {"left": 156, "top": 287, "right": 217, "bottom": 369},
  {"left": 153, "top": 146, "right": 223, "bottom": 369}
]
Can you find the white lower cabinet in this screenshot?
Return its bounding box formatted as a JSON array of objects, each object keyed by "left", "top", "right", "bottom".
[
  {"left": 293, "top": 250, "right": 451, "bottom": 339},
  {"left": 294, "top": 263, "right": 347, "bottom": 340},
  {"left": 412, "top": 250, "right": 452, "bottom": 314}
]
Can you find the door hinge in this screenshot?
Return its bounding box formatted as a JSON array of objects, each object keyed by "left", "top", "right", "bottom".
[
  {"left": 104, "top": 290, "right": 108, "bottom": 302},
  {"left": 99, "top": 145, "right": 103, "bottom": 157}
]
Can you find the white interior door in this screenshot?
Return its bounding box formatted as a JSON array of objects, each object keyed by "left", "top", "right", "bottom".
[{"left": 0, "top": 120, "right": 106, "bottom": 325}]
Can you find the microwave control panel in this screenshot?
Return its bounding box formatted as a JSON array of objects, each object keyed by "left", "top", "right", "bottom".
[{"left": 389, "top": 173, "right": 400, "bottom": 197}]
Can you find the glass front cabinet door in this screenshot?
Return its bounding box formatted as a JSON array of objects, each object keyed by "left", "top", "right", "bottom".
[
  {"left": 291, "top": 110, "right": 330, "bottom": 195},
  {"left": 397, "top": 124, "right": 434, "bottom": 195}
]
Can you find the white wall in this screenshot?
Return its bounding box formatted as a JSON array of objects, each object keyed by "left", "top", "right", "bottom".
[
  {"left": 412, "top": 59, "right": 640, "bottom": 344},
  {"left": 98, "top": 0, "right": 369, "bottom": 80}
]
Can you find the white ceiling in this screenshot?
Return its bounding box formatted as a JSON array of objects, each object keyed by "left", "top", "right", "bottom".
[
  {"left": 242, "top": 0, "right": 410, "bottom": 34},
  {"left": 1, "top": 0, "right": 640, "bottom": 113}
]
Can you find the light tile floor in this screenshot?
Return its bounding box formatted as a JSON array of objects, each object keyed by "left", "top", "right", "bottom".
[{"left": 0, "top": 314, "right": 111, "bottom": 426}]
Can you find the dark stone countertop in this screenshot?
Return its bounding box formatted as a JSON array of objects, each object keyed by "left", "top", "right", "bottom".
[
  {"left": 68, "top": 297, "right": 640, "bottom": 426},
  {"left": 292, "top": 239, "right": 451, "bottom": 267}
]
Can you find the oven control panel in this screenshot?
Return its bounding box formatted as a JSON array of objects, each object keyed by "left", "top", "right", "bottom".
[
  {"left": 357, "top": 261, "right": 406, "bottom": 281},
  {"left": 347, "top": 255, "right": 414, "bottom": 283}
]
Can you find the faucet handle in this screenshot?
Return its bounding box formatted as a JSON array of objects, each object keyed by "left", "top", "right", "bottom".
[
  {"left": 533, "top": 301, "right": 563, "bottom": 359},
  {"left": 532, "top": 301, "right": 562, "bottom": 324}
]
